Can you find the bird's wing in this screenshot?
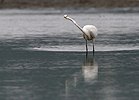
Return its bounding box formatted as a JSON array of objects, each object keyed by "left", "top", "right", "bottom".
[{"left": 83, "top": 25, "right": 97, "bottom": 38}]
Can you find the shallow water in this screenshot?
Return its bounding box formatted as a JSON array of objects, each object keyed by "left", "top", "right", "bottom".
[
  {"left": 0, "top": 9, "right": 139, "bottom": 100},
  {"left": 0, "top": 9, "right": 139, "bottom": 52}
]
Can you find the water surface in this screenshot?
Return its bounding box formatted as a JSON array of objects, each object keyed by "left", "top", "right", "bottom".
[{"left": 0, "top": 9, "right": 139, "bottom": 100}]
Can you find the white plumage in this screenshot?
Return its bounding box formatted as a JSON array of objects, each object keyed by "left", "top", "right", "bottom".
[
  {"left": 83, "top": 25, "right": 97, "bottom": 40},
  {"left": 64, "top": 15, "right": 97, "bottom": 54}
]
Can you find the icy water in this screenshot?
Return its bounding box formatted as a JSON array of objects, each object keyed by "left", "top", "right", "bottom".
[{"left": 0, "top": 9, "right": 139, "bottom": 100}]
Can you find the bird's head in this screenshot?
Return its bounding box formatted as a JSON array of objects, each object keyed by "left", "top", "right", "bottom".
[{"left": 64, "top": 15, "right": 69, "bottom": 19}]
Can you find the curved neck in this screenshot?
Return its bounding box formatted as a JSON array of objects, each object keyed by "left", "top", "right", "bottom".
[{"left": 67, "top": 17, "right": 85, "bottom": 33}]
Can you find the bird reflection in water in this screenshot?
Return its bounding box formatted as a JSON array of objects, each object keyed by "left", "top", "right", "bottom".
[
  {"left": 82, "top": 54, "right": 98, "bottom": 84},
  {"left": 64, "top": 53, "right": 98, "bottom": 97}
]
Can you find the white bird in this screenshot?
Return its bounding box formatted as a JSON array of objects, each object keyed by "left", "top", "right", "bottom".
[{"left": 64, "top": 15, "right": 97, "bottom": 54}]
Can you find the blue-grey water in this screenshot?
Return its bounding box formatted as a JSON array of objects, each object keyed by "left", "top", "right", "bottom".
[{"left": 0, "top": 8, "right": 139, "bottom": 100}]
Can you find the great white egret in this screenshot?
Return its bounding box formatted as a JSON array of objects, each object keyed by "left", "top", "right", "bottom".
[{"left": 64, "top": 15, "right": 97, "bottom": 54}]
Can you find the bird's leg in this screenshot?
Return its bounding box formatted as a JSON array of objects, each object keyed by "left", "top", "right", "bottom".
[
  {"left": 86, "top": 50, "right": 88, "bottom": 58},
  {"left": 86, "top": 40, "right": 88, "bottom": 53},
  {"left": 93, "top": 42, "right": 94, "bottom": 54},
  {"left": 92, "top": 40, "right": 95, "bottom": 56}
]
